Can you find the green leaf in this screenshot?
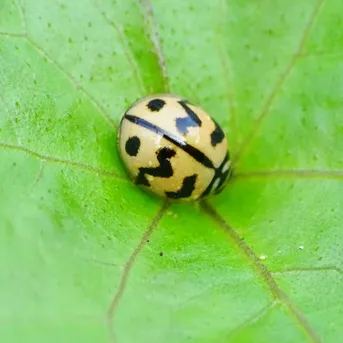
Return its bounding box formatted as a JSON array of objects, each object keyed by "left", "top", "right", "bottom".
[{"left": 1, "top": 0, "right": 342, "bottom": 342}]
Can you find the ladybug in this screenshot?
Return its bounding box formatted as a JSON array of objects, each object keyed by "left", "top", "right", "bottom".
[{"left": 118, "top": 94, "right": 231, "bottom": 201}]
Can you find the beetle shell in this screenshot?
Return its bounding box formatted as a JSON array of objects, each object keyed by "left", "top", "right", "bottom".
[{"left": 118, "top": 94, "right": 231, "bottom": 201}]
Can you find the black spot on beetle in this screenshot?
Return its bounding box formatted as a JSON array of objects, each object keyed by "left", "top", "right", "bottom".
[
  {"left": 125, "top": 136, "right": 141, "bottom": 156},
  {"left": 176, "top": 100, "right": 202, "bottom": 135},
  {"left": 159, "top": 252, "right": 164, "bottom": 256},
  {"left": 136, "top": 147, "right": 176, "bottom": 186},
  {"left": 146, "top": 98, "right": 166, "bottom": 112},
  {"left": 166, "top": 174, "right": 197, "bottom": 199},
  {"left": 210, "top": 120, "right": 225, "bottom": 147}
]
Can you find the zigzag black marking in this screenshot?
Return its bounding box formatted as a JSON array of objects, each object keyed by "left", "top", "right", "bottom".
[{"left": 136, "top": 147, "right": 175, "bottom": 186}]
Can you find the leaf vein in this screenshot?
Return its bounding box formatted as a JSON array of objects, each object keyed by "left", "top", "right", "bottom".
[
  {"left": 272, "top": 266, "right": 343, "bottom": 276},
  {"left": 29, "top": 161, "right": 45, "bottom": 193},
  {"left": 227, "top": 301, "right": 279, "bottom": 339},
  {"left": 233, "top": 169, "right": 343, "bottom": 181},
  {"left": 14, "top": 1, "right": 117, "bottom": 129},
  {"left": 139, "top": 0, "right": 170, "bottom": 93},
  {"left": 15, "top": 0, "right": 27, "bottom": 35},
  {"left": 95, "top": 1, "right": 147, "bottom": 96},
  {"left": 0, "top": 141, "right": 125, "bottom": 181},
  {"left": 22, "top": 34, "right": 117, "bottom": 129},
  {"left": 201, "top": 201, "right": 323, "bottom": 343},
  {"left": 233, "top": 0, "right": 325, "bottom": 165},
  {"left": 0, "top": 31, "right": 25, "bottom": 38},
  {"left": 106, "top": 201, "right": 169, "bottom": 343}
]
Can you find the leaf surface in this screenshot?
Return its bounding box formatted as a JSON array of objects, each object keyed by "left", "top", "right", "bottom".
[{"left": 1, "top": 1, "right": 342, "bottom": 342}]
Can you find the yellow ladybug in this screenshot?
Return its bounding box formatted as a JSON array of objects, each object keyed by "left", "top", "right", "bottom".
[{"left": 118, "top": 94, "right": 231, "bottom": 201}]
